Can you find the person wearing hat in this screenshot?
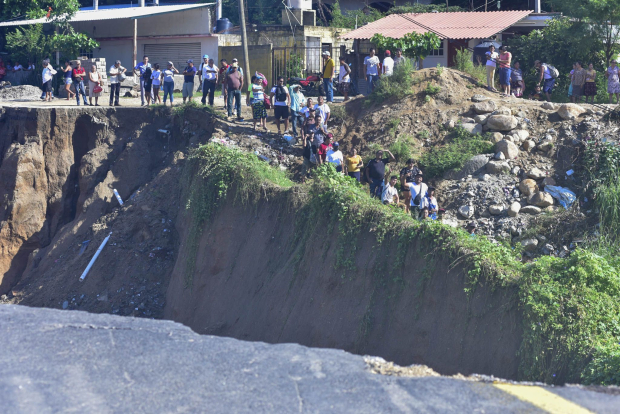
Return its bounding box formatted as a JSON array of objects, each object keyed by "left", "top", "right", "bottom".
[
  {"left": 420, "top": 187, "right": 438, "bottom": 220},
  {"left": 161, "top": 61, "right": 179, "bottom": 107},
  {"left": 366, "top": 149, "right": 395, "bottom": 199},
  {"left": 382, "top": 176, "right": 400, "bottom": 205},
  {"left": 326, "top": 141, "right": 344, "bottom": 173},
  {"left": 404, "top": 172, "right": 427, "bottom": 219},
  {"left": 382, "top": 50, "right": 394, "bottom": 77},
  {"left": 322, "top": 50, "right": 335, "bottom": 103},
  {"left": 200, "top": 56, "right": 219, "bottom": 106},
  {"left": 226, "top": 62, "right": 244, "bottom": 121},
  {"left": 133, "top": 55, "right": 151, "bottom": 106},
  {"left": 226, "top": 58, "right": 244, "bottom": 78},
  {"left": 109, "top": 60, "right": 126, "bottom": 107},
  {"left": 182, "top": 59, "right": 198, "bottom": 103}
]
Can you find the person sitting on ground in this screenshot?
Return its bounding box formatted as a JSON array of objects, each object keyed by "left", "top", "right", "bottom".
[
  {"left": 270, "top": 76, "right": 291, "bottom": 134},
  {"left": 571, "top": 61, "right": 586, "bottom": 104},
  {"left": 247, "top": 75, "right": 268, "bottom": 131},
  {"left": 400, "top": 158, "right": 422, "bottom": 213},
  {"left": 535, "top": 60, "right": 555, "bottom": 102},
  {"left": 366, "top": 149, "right": 395, "bottom": 199},
  {"left": 584, "top": 63, "right": 597, "bottom": 104},
  {"left": 338, "top": 56, "right": 351, "bottom": 101},
  {"left": 382, "top": 176, "right": 400, "bottom": 205},
  {"left": 510, "top": 61, "right": 524, "bottom": 98},
  {"left": 314, "top": 96, "right": 330, "bottom": 129},
  {"left": 326, "top": 142, "right": 344, "bottom": 173},
  {"left": 143, "top": 66, "right": 153, "bottom": 106},
  {"left": 421, "top": 187, "right": 438, "bottom": 220},
  {"left": 317, "top": 134, "right": 333, "bottom": 165},
  {"left": 345, "top": 148, "right": 363, "bottom": 182},
  {"left": 405, "top": 173, "right": 427, "bottom": 219},
  {"left": 529, "top": 85, "right": 543, "bottom": 101}
]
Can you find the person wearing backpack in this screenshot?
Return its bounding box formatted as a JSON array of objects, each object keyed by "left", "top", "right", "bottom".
[
  {"left": 535, "top": 60, "right": 558, "bottom": 101},
  {"left": 270, "top": 76, "right": 291, "bottom": 134}
]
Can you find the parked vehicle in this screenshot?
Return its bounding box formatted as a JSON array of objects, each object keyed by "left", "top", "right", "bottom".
[{"left": 287, "top": 73, "right": 324, "bottom": 97}]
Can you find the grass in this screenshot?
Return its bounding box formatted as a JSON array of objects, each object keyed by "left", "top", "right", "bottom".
[
  {"left": 389, "top": 134, "right": 414, "bottom": 162},
  {"left": 367, "top": 59, "right": 417, "bottom": 105},
  {"left": 386, "top": 118, "right": 400, "bottom": 138},
  {"left": 330, "top": 105, "right": 347, "bottom": 122},
  {"left": 424, "top": 83, "right": 441, "bottom": 95}
]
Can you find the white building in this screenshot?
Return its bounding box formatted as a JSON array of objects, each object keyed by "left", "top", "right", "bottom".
[{"left": 0, "top": 3, "right": 218, "bottom": 71}]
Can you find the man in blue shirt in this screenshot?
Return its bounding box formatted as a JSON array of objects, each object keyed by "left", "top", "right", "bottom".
[
  {"left": 182, "top": 59, "right": 197, "bottom": 103},
  {"left": 133, "top": 55, "right": 151, "bottom": 106}
]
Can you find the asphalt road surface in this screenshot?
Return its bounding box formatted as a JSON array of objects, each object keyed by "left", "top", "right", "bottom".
[{"left": 0, "top": 305, "right": 618, "bottom": 413}]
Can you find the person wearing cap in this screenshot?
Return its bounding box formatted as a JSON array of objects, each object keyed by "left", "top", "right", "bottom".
[
  {"left": 182, "top": 59, "right": 198, "bottom": 103},
  {"left": 109, "top": 60, "right": 126, "bottom": 107},
  {"left": 72, "top": 60, "right": 88, "bottom": 106},
  {"left": 219, "top": 59, "right": 230, "bottom": 110},
  {"left": 289, "top": 84, "right": 306, "bottom": 138},
  {"left": 227, "top": 58, "right": 244, "bottom": 78},
  {"left": 226, "top": 62, "right": 244, "bottom": 121},
  {"left": 382, "top": 176, "right": 400, "bottom": 205},
  {"left": 200, "top": 57, "right": 219, "bottom": 106},
  {"left": 393, "top": 48, "right": 407, "bottom": 69},
  {"left": 405, "top": 172, "right": 427, "bottom": 219},
  {"left": 364, "top": 48, "right": 380, "bottom": 95},
  {"left": 338, "top": 56, "right": 351, "bottom": 101},
  {"left": 606, "top": 59, "right": 620, "bottom": 104},
  {"left": 161, "top": 62, "right": 179, "bottom": 107},
  {"left": 382, "top": 50, "right": 394, "bottom": 77},
  {"left": 322, "top": 51, "right": 335, "bottom": 103},
  {"left": 326, "top": 141, "right": 344, "bottom": 173},
  {"left": 133, "top": 56, "right": 151, "bottom": 106},
  {"left": 420, "top": 187, "right": 438, "bottom": 220},
  {"left": 400, "top": 159, "right": 422, "bottom": 213},
  {"left": 366, "top": 149, "right": 395, "bottom": 199},
  {"left": 270, "top": 76, "right": 291, "bottom": 134}
]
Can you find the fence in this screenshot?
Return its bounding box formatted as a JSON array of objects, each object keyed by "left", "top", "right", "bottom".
[{"left": 271, "top": 46, "right": 344, "bottom": 85}]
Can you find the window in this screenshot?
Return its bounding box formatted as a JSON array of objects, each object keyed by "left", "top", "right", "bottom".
[
  {"left": 430, "top": 41, "right": 444, "bottom": 56},
  {"left": 79, "top": 49, "right": 93, "bottom": 59}
]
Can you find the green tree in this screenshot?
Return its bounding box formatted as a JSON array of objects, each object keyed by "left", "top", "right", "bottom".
[{"left": 370, "top": 32, "right": 442, "bottom": 61}]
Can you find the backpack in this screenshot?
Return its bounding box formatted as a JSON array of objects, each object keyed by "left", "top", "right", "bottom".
[
  {"left": 544, "top": 63, "right": 559, "bottom": 79},
  {"left": 275, "top": 85, "right": 287, "bottom": 102}
]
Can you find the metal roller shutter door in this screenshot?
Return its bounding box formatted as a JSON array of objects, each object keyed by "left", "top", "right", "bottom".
[{"left": 143, "top": 43, "right": 202, "bottom": 70}]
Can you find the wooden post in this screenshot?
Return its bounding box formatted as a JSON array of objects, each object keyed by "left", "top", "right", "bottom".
[
  {"left": 133, "top": 19, "right": 137, "bottom": 81},
  {"left": 238, "top": 0, "right": 251, "bottom": 87}
]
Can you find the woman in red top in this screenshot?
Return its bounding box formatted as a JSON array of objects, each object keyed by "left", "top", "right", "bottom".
[{"left": 498, "top": 46, "right": 512, "bottom": 97}]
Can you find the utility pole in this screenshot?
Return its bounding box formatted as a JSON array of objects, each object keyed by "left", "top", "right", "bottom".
[
  {"left": 238, "top": 0, "right": 251, "bottom": 88},
  {"left": 446, "top": 0, "right": 449, "bottom": 12},
  {"left": 485, "top": 0, "right": 488, "bottom": 11}
]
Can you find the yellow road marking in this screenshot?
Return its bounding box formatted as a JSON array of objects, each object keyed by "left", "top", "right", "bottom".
[{"left": 493, "top": 383, "right": 593, "bottom": 414}]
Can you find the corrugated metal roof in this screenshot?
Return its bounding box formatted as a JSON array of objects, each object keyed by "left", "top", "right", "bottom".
[
  {"left": 0, "top": 3, "right": 214, "bottom": 27},
  {"left": 343, "top": 10, "right": 533, "bottom": 40}
]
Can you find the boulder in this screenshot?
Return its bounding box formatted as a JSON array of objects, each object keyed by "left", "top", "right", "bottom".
[
  {"left": 491, "top": 132, "right": 504, "bottom": 143},
  {"left": 444, "top": 120, "right": 456, "bottom": 129},
  {"left": 471, "top": 94, "right": 487, "bottom": 102},
  {"left": 494, "top": 106, "right": 512, "bottom": 116},
  {"left": 474, "top": 114, "right": 488, "bottom": 125},
  {"left": 528, "top": 191, "right": 554, "bottom": 207},
  {"left": 461, "top": 117, "right": 475, "bottom": 124},
  {"left": 521, "top": 205, "right": 542, "bottom": 215},
  {"left": 486, "top": 160, "right": 510, "bottom": 174},
  {"left": 521, "top": 238, "right": 539, "bottom": 252},
  {"left": 486, "top": 115, "right": 518, "bottom": 131},
  {"left": 496, "top": 140, "right": 519, "bottom": 159},
  {"left": 494, "top": 151, "right": 505, "bottom": 160},
  {"left": 519, "top": 179, "right": 538, "bottom": 196},
  {"left": 489, "top": 204, "right": 505, "bottom": 215},
  {"left": 542, "top": 177, "right": 556, "bottom": 187},
  {"left": 507, "top": 201, "right": 521, "bottom": 217},
  {"left": 458, "top": 205, "right": 475, "bottom": 219},
  {"left": 538, "top": 141, "right": 554, "bottom": 152},
  {"left": 444, "top": 154, "right": 490, "bottom": 180},
  {"left": 471, "top": 100, "right": 497, "bottom": 114},
  {"left": 522, "top": 140, "right": 536, "bottom": 151},
  {"left": 527, "top": 167, "right": 545, "bottom": 179},
  {"left": 541, "top": 102, "right": 555, "bottom": 110},
  {"left": 511, "top": 130, "right": 530, "bottom": 143},
  {"left": 557, "top": 103, "right": 586, "bottom": 120},
  {"left": 461, "top": 123, "right": 483, "bottom": 135}
]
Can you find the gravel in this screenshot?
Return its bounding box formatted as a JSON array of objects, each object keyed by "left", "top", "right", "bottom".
[{"left": 0, "top": 85, "right": 42, "bottom": 101}]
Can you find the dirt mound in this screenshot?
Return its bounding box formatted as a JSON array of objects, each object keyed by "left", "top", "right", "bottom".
[{"left": 0, "top": 85, "right": 42, "bottom": 101}]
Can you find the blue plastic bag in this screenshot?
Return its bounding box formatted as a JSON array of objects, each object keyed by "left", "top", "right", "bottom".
[{"left": 544, "top": 185, "right": 576, "bottom": 209}]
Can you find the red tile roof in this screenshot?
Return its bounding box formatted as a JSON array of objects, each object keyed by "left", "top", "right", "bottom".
[{"left": 342, "top": 10, "right": 533, "bottom": 40}]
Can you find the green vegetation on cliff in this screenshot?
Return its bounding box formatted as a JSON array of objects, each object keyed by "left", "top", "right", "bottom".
[{"left": 183, "top": 142, "right": 620, "bottom": 386}]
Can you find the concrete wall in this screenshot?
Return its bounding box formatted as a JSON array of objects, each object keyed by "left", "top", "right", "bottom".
[
  {"left": 219, "top": 44, "right": 273, "bottom": 87},
  {"left": 218, "top": 26, "right": 351, "bottom": 49}
]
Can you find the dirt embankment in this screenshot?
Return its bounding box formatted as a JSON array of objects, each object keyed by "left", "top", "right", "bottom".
[{"left": 164, "top": 192, "right": 522, "bottom": 379}]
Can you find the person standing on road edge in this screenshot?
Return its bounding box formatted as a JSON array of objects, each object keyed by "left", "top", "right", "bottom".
[
  {"left": 270, "top": 76, "right": 291, "bottom": 134},
  {"left": 226, "top": 62, "right": 244, "bottom": 121},
  {"left": 219, "top": 59, "right": 230, "bottom": 110},
  {"left": 109, "top": 60, "right": 126, "bottom": 107},
  {"left": 161, "top": 62, "right": 179, "bottom": 107},
  {"left": 571, "top": 61, "right": 586, "bottom": 103},
  {"left": 382, "top": 50, "right": 394, "bottom": 77},
  {"left": 151, "top": 63, "right": 162, "bottom": 104},
  {"left": 366, "top": 149, "right": 395, "bottom": 198},
  {"left": 485, "top": 45, "right": 498, "bottom": 92},
  {"left": 364, "top": 48, "right": 380, "bottom": 95},
  {"left": 322, "top": 51, "right": 335, "bottom": 103},
  {"left": 247, "top": 74, "right": 267, "bottom": 131},
  {"left": 72, "top": 60, "right": 88, "bottom": 106},
  {"left": 290, "top": 84, "right": 306, "bottom": 138},
  {"left": 498, "top": 45, "right": 511, "bottom": 97},
  {"left": 133, "top": 56, "right": 151, "bottom": 106},
  {"left": 338, "top": 56, "right": 351, "bottom": 101},
  {"left": 41, "top": 59, "right": 56, "bottom": 102},
  {"left": 606, "top": 59, "right": 620, "bottom": 104},
  {"left": 88, "top": 64, "right": 102, "bottom": 106},
  {"left": 182, "top": 59, "right": 197, "bottom": 103},
  {"left": 200, "top": 56, "right": 218, "bottom": 106},
  {"left": 62, "top": 61, "right": 76, "bottom": 101}
]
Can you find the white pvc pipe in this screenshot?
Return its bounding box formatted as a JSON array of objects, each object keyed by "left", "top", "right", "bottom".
[{"left": 79, "top": 232, "right": 112, "bottom": 281}]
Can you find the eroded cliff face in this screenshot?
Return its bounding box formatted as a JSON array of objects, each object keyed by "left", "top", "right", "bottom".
[{"left": 0, "top": 107, "right": 173, "bottom": 294}]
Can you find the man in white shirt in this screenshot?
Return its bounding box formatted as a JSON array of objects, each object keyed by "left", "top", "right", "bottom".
[
  {"left": 313, "top": 96, "right": 330, "bottom": 128},
  {"left": 382, "top": 50, "right": 394, "bottom": 77},
  {"left": 270, "top": 76, "right": 291, "bottom": 134},
  {"left": 301, "top": 97, "right": 314, "bottom": 119},
  {"left": 406, "top": 173, "right": 428, "bottom": 218},
  {"left": 200, "top": 56, "right": 219, "bottom": 106},
  {"left": 109, "top": 60, "right": 126, "bottom": 107},
  {"left": 364, "top": 48, "right": 380, "bottom": 94},
  {"left": 485, "top": 45, "right": 499, "bottom": 92},
  {"left": 326, "top": 142, "right": 344, "bottom": 173},
  {"left": 13, "top": 62, "right": 23, "bottom": 72},
  {"left": 382, "top": 176, "right": 400, "bottom": 205}
]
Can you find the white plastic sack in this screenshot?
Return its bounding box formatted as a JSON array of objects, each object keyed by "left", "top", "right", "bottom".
[{"left": 544, "top": 185, "right": 576, "bottom": 209}]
